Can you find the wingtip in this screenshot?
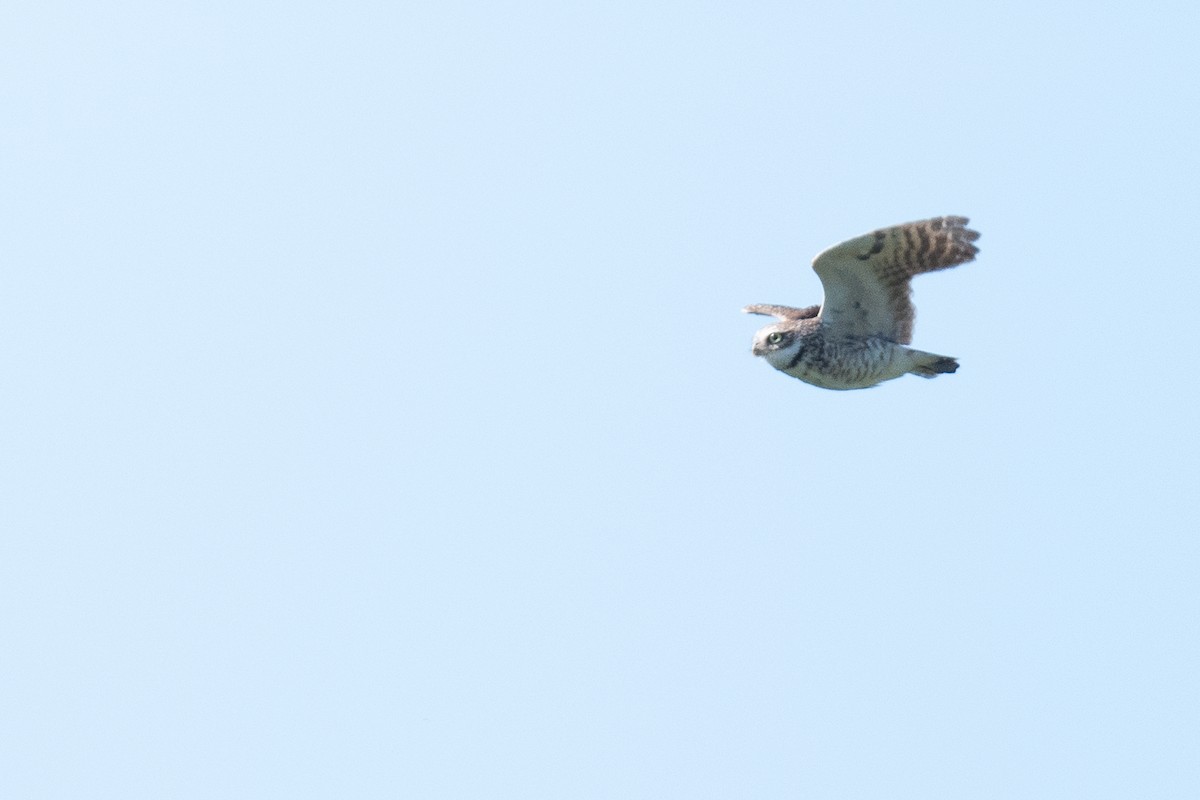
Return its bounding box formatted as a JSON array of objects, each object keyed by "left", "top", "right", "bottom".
[
  {"left": 943, "top": 215, "right": 981, "bottom": 258},
  {"left": 742, "top": 304, "right": 773, "bottom": 316},
  {"left": 948, "top": 215, "right": 980, "bottom": 236}
]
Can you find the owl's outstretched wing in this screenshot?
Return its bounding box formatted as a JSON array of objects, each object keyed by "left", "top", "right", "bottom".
[
  {"left": 741, "top": 303, "right": 820, "bottom": 321},
  {"left": 811, "top": 216, "right": 979, "bottom": 344}
]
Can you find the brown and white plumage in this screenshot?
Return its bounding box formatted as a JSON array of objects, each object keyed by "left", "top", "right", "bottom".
[{"left": 744, "top": 216, "right": 980, "bottom": 390}]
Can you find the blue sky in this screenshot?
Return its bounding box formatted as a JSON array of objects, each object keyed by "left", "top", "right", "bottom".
[{"left": 3, "top": 1, "right": 1199, "bottom": 797}]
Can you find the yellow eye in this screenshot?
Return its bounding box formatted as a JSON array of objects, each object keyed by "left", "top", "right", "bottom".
[{"left": 767, "top": 332, "right": 784, "bottom": 344}]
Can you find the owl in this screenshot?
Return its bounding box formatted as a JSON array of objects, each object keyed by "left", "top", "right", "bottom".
[{"left": 744, "top": 216, "right": 980, "bottom": 390}]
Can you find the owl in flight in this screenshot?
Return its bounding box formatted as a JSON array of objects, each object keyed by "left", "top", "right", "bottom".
[{"left": 744, "top": 216, "right": 980, "bottom": 390}]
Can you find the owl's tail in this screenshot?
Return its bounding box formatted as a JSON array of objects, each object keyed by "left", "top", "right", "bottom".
[{"left": 907, "top": 350, "right": 959, "bottom": 378}]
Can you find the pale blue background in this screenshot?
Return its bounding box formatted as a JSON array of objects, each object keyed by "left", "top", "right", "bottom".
[{"left": 3, "top": 1, "right": 1198, "bottom": 797}]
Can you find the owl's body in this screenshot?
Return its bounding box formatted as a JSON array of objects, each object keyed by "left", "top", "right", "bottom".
[
  {"left": 757, "top": 322, "right": 958, "bottom": 390},
  {"left": 745, "top": 216, "right": 979, "bottom": 391}
]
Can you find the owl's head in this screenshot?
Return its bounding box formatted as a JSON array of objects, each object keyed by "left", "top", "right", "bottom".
[
  {"left": 743, "top": 304, "right": 817, "bottom": 364},
  {"left": 750, "top": 324, "right": 801, "bottom": 358}
]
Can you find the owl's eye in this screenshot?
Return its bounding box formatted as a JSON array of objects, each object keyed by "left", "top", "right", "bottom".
[{"left": 767, "top": 332, "right": 784, "bottom": 344}]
